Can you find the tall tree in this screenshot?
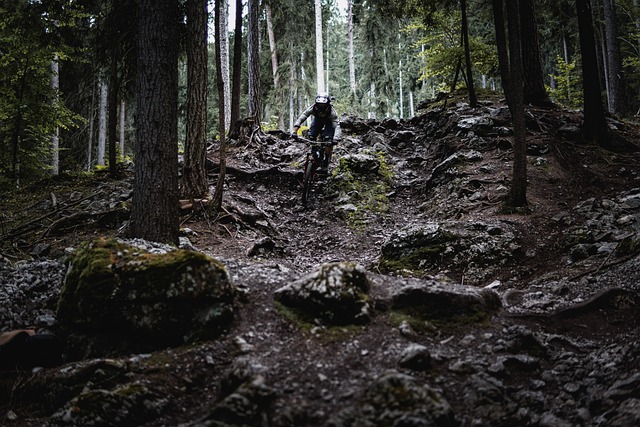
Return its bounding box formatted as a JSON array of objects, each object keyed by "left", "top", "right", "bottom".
[
  {"left": 107, "top": 0, "right": 120, "bottom": 178},
  {"left": 212, "top": 0, "right": 228, "bottom": 211},
  {"left": 602, "top": 0, "right": 627, "bottom": 116},
  {"left": 265, "top": 1, "right": 284, "bottom": 129},
  {"left": 97, "top": 79, "right": 107, "bottom": 166},
  {"left": 575, "top": 0, "right": 609, "bottom": 144},
  {"left": 51, "top": 55, "right": 60, "bottom": 176},
  {"left": 230, "top": 0, "right": 243, "bottom": 130},
  {"left": 131, "top": 0, "right": 179, "bottom": 244},
  {"left": 519, "top": 0, "right": 551, "bottom": 106},
  {"left": 493, "top": 0, "right": 528, "bottom": 207},
  {"left": 347, "top": 0, "right": 356, "bottom": 98},
  {"left": 247, "top": 0, "right": 261, "bottom": 120},
  {"left": 181, "top": 0, "right": 209, "bottom": 200},
  {"left": 315, "top": 0, "right": 325, "bottom": 93},
  {"left": 221, "top": 0, "right": 231, "bottom": 132},
  {"left": 461, "top": 0, "right": 478, "bottom": 107}
]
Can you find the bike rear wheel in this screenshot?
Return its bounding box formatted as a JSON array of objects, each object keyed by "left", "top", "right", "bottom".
[{"left": 302, "top": 160, "right": 315, "bottom": 205}]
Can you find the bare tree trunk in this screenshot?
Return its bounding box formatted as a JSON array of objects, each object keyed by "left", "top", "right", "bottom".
[
  {"left": 50, "top": 56, "right": 59, "bottom": 175},
  {"left": 461, "top": 0, "right": 478, "bottom": 107},
  {"left": 108, "top": 41, "right": 119, "bottom": 177},
  {"left": 221, "top": 0, "right": 231, "bottom": 132},
  {"left": 576, "top": 0, "right": 609, "bottom": 144},
  {"left": 230, "top": 0, "right": 243, "bottom": 131},
  {"left": 97, "top": 79, "right": 107, "bottom": 166},
  {"left": 265, "top": 2, "right": 284, "bottom": 130},
  {"left": 519, "top": 0, "right": 551, "bottom": 106},
  {"left": 603, "top": 0, "right": 627, "bottom": 116},
  {"left": 212, "top": 0, "right": 228, "bottom": 211},
  {"left": 493, "top": 0, "right": 527, "bottom": 207},
  {"left": 247, "top": 0, "right": 261, "bottom": 120},
  {"left": 182, "top": 0, "right": 209, "bottom": 199},
  {"left": 505, "top": 0, "right": 527, "bottom": 207},
  {"left": 119, "top": 99, "right": 125, "bottom": 160},
  {"left": 315, "top": 0, "right": 325, "bottom": 93},
  {"left": 87, "top": 81, "right": 95, "bottom": 171},
  {"left": 348, "top": 0, "right": 356, "bottom": 96},
  {"left": 132, "top": 0, "right": 179, "bottom": 245}
]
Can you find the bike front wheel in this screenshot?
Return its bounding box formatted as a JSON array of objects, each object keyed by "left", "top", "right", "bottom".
[{"left": 302, "top": 160, "right": 315, "bottom": 205}]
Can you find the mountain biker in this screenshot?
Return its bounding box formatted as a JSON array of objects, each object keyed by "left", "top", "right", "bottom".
[{"left": 292, "top": 92, "right": 341, "bottom": 174}]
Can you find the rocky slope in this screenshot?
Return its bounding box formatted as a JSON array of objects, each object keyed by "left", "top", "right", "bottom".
[{"left": 2, "top": 95, "right": 640, "bottom": 426}]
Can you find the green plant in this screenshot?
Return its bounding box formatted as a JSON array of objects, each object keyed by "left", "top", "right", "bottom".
[{"left": 547, "top": 55, "right": 582, "bottom": 109}]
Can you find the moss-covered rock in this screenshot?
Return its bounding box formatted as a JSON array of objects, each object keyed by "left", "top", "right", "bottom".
[
  {"left": 57, "top": 238, "right": 236, "bottom": 357},
  {"left": 274, "top": 261, "right": 371, "bottom": 325},
  {"left": 390, "top": 278, "right": 502, "bottom": 326}
]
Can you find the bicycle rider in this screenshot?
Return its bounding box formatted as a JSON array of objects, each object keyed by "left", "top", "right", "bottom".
[{"left": 292, "top": 92, "right": 341, "bottom": 174}]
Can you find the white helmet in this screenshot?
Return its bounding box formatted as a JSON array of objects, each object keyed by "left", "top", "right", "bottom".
[{"left": 315, "top": 92, "right": 330, "bottom": 104}]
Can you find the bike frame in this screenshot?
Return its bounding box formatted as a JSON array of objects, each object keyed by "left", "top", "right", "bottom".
[{"left": 297, "top": 137, "right": 332, "bottom": 205}]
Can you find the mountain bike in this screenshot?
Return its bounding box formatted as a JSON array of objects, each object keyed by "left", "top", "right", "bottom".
[{"left": 295, "top": 136, "right": 334, "bottom": 206}]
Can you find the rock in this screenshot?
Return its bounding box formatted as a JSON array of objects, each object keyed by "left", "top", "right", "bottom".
[
  {"left": 274, "top": 261, "right": 371, "bottom": 325},
  {"left": 57, "top": 237, "right": 237, "bottom": 357},
  {"left": 398, "top": 343, "right": 432, "bottom": 371},
  {"left": 390, "top": 278, "right": 501, "bottom": 322}
]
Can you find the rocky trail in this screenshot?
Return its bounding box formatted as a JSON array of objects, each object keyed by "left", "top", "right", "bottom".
[{"left": 2, "top": 96, "right": 640, "bottom": 426}]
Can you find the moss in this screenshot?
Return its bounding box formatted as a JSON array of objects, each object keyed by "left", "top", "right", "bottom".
[
  {"left": 377, "top": 229, "right": 458, "bottom": 276},
  {"left": 390, "top": 306, "right": 492, "bottom": 332},
  {"left": 57, "top": 237, "right": 233, "bottom": 338},
  {"left": 274, "top": 301, "right": 364, "bottom": 342},
  {"left": 334, "top": 151, "right": 394, "bottom": 230}
]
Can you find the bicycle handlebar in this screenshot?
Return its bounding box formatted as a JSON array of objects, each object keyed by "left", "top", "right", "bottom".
[{"left": 293, "top": 135, "right": 335, "bottom": 146}]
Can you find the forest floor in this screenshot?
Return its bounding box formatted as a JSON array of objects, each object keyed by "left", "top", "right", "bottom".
[{"left": 3, "top": 94, "right": 640, "bottom": 426}]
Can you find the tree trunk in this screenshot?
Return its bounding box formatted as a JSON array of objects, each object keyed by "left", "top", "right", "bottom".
[
  {"left": 348, "top": 0, "right": 356, "bottom": 97},
  {"left": 132, "top": 0, "right": 179, "bottom": 245},
  {"left": 221, "top": 0, "right": 231, "bottom": 132},
  {"left": 108, "top": 32, "right": 119, "bottom": 178},
  {"left": 315, "top": 0, "right": 325, "bottom": 94},
  {"left": 247, "top": 0, "right": 261, "bottom": 120},
  {"left": 230, "top": 0, "right": 243, "bottom": 131},
  {"left": 265, "top": 2, "right": 284, "bottom": 130},
  {"left": 505, "top": 0, "right": 527, "bottom": 207},
  {"left": 461, "top": 0, "right": 478, "bottom": 107},
  {"left": 11, "top": 59, "right": 29, "bottom": 182},
  {"left": 50, "top": 56, "right": 59, "bottom": 176},
  {"left": 576, "top": 0, "right": 609, "bottom": 144},
  {"left": 399, "top": 60, "right": 403, "bottom": 118},
  {"left": 119, "top": 99, "right": 125, "bottom": 161},
  {"left": 602, "top": 0, "right": 627, "bottom": 116},
  {"left": 212, "top": 0, "right": 227, "bottom": 211},
  {"left": 492, "top": 0, "right": 510, "bottom": 100},
  {"left": 87, "top": 81, "right": 95, "bottom": 171},
  {"left": 181, "top": 0, "right": 209, "bottom": 200},
  {"left": 97, "top": 79, "right": 107, "bottom": 166},
  {"left": 519, "top": 0, "right": 551, "bottom": 106}
]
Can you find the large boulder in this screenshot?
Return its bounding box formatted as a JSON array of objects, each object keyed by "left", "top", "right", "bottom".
[
  {"left": 274, "top": 261, "right": 371, "bottom": 325},
  {"left": 57, "top": 238, "right": 236, "bottom": 357}
]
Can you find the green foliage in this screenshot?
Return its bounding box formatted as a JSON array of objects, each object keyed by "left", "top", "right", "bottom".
[
  {"left": 412, "top": 11, "right": 497, "bottom": 90},
  {"left": 547, "top": 55, "right": 582, "bottom": 109},
  {"left": 0, "top": 0, "right": 86, "bottom": 183}
]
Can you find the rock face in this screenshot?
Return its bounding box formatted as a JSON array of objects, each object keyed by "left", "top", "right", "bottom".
[
  {"left": 57, "top": 238, "right": 236, "bottom": 357},
  {"left": 274, "top": 261, "right": 371, "bottom": 325}
]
